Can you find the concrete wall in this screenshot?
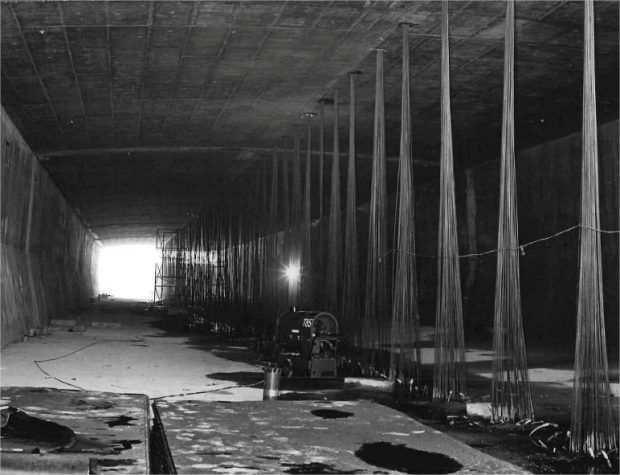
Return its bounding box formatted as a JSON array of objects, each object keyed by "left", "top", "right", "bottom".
[
  {"left": 1, "top": 108, "right": 98, "bottom": 347},
  {"left": 415, "top": 120, "right": 619, "bottom": 351}
]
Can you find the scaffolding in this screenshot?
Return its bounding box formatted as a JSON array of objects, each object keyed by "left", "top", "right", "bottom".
[{"left": 153, "top": 229, "right": 182, "bottom": 306}]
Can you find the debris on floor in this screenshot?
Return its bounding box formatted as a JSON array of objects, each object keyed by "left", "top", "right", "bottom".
[
  {"left": 0, "top": 387, "right": 149, "bottom": 474},
  {"left": 153, "top": 399, "right": 526, "bottom": 474}
]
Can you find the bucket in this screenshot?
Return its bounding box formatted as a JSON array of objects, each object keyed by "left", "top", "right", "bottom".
[{"left": 263, "top": 367, "right": 281, "bottom": 400}]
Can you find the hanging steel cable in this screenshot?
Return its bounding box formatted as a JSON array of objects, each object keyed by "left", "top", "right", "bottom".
[
  {"left": 266, "top": 150, "right": 280, "bottom": 316},
  {"left": 317, "top": 100, "right": 327, "bottom": 305},
  {"left": 363, "top": 49, "right": 389, "bottom": 359},
  {"left": 433, "top": 0, "right": 467, "bottom": 403},
  {"left": 269, "top": 149, "right": 279, "bottom": 237},
  {"left": 303, "top": 114, "right": 314, "bottom": 307},
  {"left": 327, "top": 89, "right": 343, "bottom": 314},
  {"left": 491, "top": 0, "right": 533, "bottom": 423},
  {"left": 390, "top": 24, "right": 421, "bottom": 384},
  {"left": 292, "top": 135, "right": 302, "bottom": 229},
  {"left": 282, "top": 137, "right": 291, "bottom": 231},
  {"left": 570, "top": 0, "right": 617, "bottom": 455},
  {"left": 343, "top": 72, "right": 360, "bottom": 341},
  {"left": 286, "top": 135, "right": 303, "bottom": 306}
]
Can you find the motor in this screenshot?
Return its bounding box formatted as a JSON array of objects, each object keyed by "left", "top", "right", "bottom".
[{"left": 271, "top": 309, "right": 345, "bottom": 378}]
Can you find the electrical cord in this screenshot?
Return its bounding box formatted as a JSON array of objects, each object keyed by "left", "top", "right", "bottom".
[
  {"left": 32, "top": 337, "right": 145, "bottom": 391},
  {"left": 151, "top": 381, "right": 265, "bottom": 401},
  {"left": 33, "top": 360, "right": 87, "bottom": 391},
  {"left": 390, "top": 223, "right": 619, "bottom": 260},
  {"left": 32, "top": 337, "right": 266, "bottom": 397}
]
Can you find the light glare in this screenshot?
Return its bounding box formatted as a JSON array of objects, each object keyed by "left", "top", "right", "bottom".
[
  {"left": 97, "top": 243, "right": 158, "bottom": 301},
  {"left": 284, "top": 262, "right": 301, "bottom": 283}
]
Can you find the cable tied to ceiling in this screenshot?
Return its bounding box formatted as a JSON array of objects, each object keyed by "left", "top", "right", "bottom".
[
  {"left": 267, "top": 148, "right": 280, "bottom": 317},
  {"left": 327, "top": 89, "right": 343, "bottom": 314},
  {"left": 343, "top": 72, "right": 360, "bottom": 343},
  {"left": 302, "top": 114, "right": 314, "bottom": 307},
  {"left": 491, "top": 0, "right": 533, "bottom": 423},
  {"left": 317, "top": 101, "right": 327, "bottom": 306},
  {"left": 363, "top": 49, "right": 389, "bottom": 363},
  {"left": 433, "top": 0, "right": 467, "bottom": 403},
  {"left": 282, "top": 137, "right": 291, "bottom": 232},
  {"left": 390, "top": 23, "right": 421, "bottom": 385},
  {"left": 286, "top": 135, "right": 302, "bottom": 306},
  {"left": 570, "top": 0, "right": 617, "bottom": 455}
]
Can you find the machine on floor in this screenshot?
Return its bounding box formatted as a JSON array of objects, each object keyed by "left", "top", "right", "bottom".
[{"left": 270, "top": 309, "right": 345, "bottom": 378}]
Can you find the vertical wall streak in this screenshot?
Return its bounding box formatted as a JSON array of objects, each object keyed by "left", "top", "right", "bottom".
[{"left": 1, "top": 107, "right": 97, "bottom": 347}]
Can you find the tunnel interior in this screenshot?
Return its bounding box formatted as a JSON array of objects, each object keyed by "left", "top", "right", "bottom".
[
  {"left": 1, "top": 1, "right": 619, "bottom": 472},
  {"left": 1, "top": 0, "right": 617, "bottom": 348}
]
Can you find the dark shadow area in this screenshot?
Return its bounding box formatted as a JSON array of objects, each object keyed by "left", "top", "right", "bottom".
[
  {"left": 206, "top": 371, "right": 263, "bottom": 385},
  {"left": 148, "top": 315, "right": 265, "bottom": 366},
  {"left": 208, "top": 347, "right": 263, "bottom": 365},
  {"left": 383, "top": 395, "right": 619, "bottom": 474},
  {"left": 354, "top": 442, "right": 463, "bottom": 474},
  {"left": 1, "top": 407, "right": 143, "bottom": 456},
  {"left": 278, "top": 389, "right": 361, "bottom": 401},
  {"left": 1, "top": 407, "right": 75, "bottom": 451}
]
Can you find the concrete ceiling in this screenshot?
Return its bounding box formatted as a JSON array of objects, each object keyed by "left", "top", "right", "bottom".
[{"left": 1, "top": 1, "right": 618, "bottom": 241}]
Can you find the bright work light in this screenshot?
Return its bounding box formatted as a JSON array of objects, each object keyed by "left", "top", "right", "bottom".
[{"left": 284, "top": 262, "right": 301, "bottom": 284}]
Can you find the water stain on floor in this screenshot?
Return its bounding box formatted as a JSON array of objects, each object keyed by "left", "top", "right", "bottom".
[
  {"left": 256, "top": 455, "right": 281, "bottom": 460},
  {"left": 74, "top": 398, "right": 115, "bottom": 410},
  {"left": 102, "top": 415, "right": 138, "bottom": 427},
  {"left": 281, "top": 462, "right": 363, "bottom": 474},
  {"left": 110, "top": 439, "right": 142, "bottom": 451},
  {"left": 311, "top": 409, "right": 354, "bottom": 419},
  {"left": 355, "top": 442, "right": 463, "bottom": 474}
]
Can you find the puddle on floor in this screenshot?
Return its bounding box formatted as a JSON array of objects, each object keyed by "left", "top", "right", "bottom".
[
  {"left": 102, "top": 415, "right": 138, "bottom": 427},
  {"left": 110, "top": 439, "right": 142, "bottom": 451},
  {"left": 355, "top": 442, "right": 463, "bottom": 474},
  {"left": 74, "top": 398, "right": 115, "bottom": 410},
  {"left": 311, "top": 409, "right": 354, "bottom": 419},
  {"left": 281, "top": 462, "right": 363, "bottom": 474}
]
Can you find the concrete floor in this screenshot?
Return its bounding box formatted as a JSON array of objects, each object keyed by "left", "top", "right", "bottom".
[
  {"left": 1, "top": 299, "right": 266, "bottom": 403},
  {"left": 2, "top": 298, "right": 618, "bottom": 474},
  {"left": 2, "top": 298, "right": 618, "bottom": 416},
  {"left": 155, "top": 399, "right": 525, "bottom": 474}
]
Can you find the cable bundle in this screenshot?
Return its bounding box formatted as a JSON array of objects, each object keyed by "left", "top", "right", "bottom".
[
  {"left": 390, "top": 24, "right": 421, "bottom": 383},
  {"left": 343, "top": 73, "right": 360, "bottom": 342},
  {"left": 281, "top": 137, "right": 291, "bottom": 231},
  {"left": 302, "top": 116, "right": 314, "bottom": 307},
  {"left": 570, "top": 0, "right": 617, "bottom": 454},
  {"left": 363, "top": 50, "right": 389, "bottom": 356},
  {"left": 267, "top": 149, "right": 280, "bottom": 316},
  {"left": 491, "top": 0, "right": 533, "bottom": 422},
  {"left": 327, "top": 90, "right": 343, "bottom": 314},
  {"left": 292, "top": 136, "right": 302, "bottom": 228},
  {"left": 317, "top": 101, "right": 327, "bottom": 305},
  {"left": 287, "top": 136, "right": 303, "bottom": 305},
  {"left": 433, "top": 1, "right": 466, "bottom": 402}
]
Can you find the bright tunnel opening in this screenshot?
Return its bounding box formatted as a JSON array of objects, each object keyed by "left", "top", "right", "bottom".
[{"left": 96, "top": 242, "right": 158, "bottom": 301}]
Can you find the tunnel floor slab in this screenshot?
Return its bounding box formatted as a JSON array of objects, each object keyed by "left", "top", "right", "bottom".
[{"left": 153, "top": 398, "right": 527, "bottom": 474}]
